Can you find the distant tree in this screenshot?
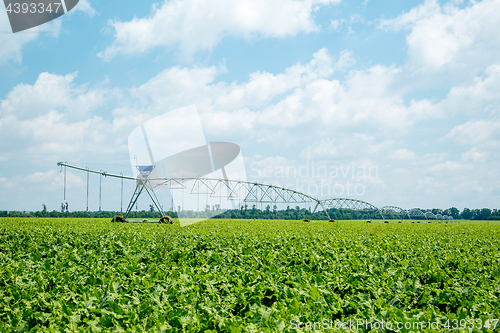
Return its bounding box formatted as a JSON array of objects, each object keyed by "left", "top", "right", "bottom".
[
  {"left": 448, "top": 207, "right": 460, "bottom": 219},
  {"left": 431, "top": 208, "right": 442, "bottom": 215},
  {"left": 478, "top": 208, "right": 492, "bottom": 220},
  {"left": 470, "top": 209, "right": 480, "bottom": 220},
  {"left": 149, "top": 204, "right": 155, "bottom": 212},
  {"left": 461, "top": 208, "right": 472, "bottom": 219}
]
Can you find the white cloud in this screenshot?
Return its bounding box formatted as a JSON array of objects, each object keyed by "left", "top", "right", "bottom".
[
  {"left": 0, "top": 10, "right": 61, "bottom": 65},
  {"left": 115, "top": 48, "right": 452, "bottom": 150},
  {"left": 330, "top": 13, "right": 364, "bottom": 34},
  {"left": 0, "top": 72, "right": 131, "bottom": 165},
  {"left": 390, "top": 148, "right": 417, "bottom": 161},
  {"left": 330, "top": 19, "right": 343, "bottom": 31},
  {"left": 428, "top": 161, "right": 473, "bottom": 173},
  {"left": 300, "top": 138, "right": 337, "bottom": 159},
  {"left": 462, "top": 147, "right": 488, "bottom": 162},
  {"left": 442, "top": 119, "right": 500, "bottom": 146},
  {"left": 0, "top": 0, "right": 94, "bottom": 66},
  {"left": 1, "top": 72, "right": 112, "bottom": 120},
  {"left": 70, "top": 0, "right": 97, "bottom": 17},
  {"left": 197, "top": 58, "right": 441, "bottom": 140},
  {"left": 0, "top": 110, "right": 119, "bottom": 158},
  {"left": 130, "top": 65, "right": 221, "bottom": 108},
  {"left": 458, "top": 180, "right": 484, "bottom": 193},
  {"left": 0, "top": 169, "right": 90, "bottom": 211},
  {"left": 98, "top": 0, "right": 340, "bottom": 60},
  {"left": 334, "top": 50, "right": 356, "bottom": 71},
  {"left": 379, "top": 0, "right": 500, "bottom": 72},
  {"left": 420, "top": 153, "right": 446, "bottom": 165},
  {"left": 379, "top": 0, "right": 441, "bottom": 31},
  {"left": 212, "top": 48, "right": 338, "bottom": 109},
  {"left": 3, "top": 44, "right": 500, "bottom": 210},
  {"left": 0, "top": 48, "right": 482, "bottom": 168},
  {"left": 129, "top": 48, "right": 359, "bottom": 138},
  {"left": 440, "top": 63, "right": 500, "bottom": 115},
  {"left": 26, "top": 169, "right": 83, "bottom": 189}
]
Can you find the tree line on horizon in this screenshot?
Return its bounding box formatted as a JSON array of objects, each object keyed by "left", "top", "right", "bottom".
[{"left": 0, "top": 204, "right": 499, "bottom": 220}]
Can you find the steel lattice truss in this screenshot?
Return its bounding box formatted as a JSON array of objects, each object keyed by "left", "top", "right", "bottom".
[
  {"left": 443, "top": 215, "right": 454, "bottom": 222},
  {"left": 158, "top": 178, "right": 321, "bottom": 205},
  {"left": 380, "top": 206, "right": 412, "bottom": 221},
  {"left": 408, "top": 209, "right": 428, "bottom": 221},
  {"left": 150, "top": 177, "right": 336, "bottom": 219},
  {"left": 425, "top": 211, "right": 436, "bottom": 219},
  {"left": 56, "top": 162, "right": 456, "bottom": 223},
  {"left": 320, "top": 198, "right": 385, "bottom": 220},
  {"left": 321, "top": 198, "right": 377, "bottom": 210}
]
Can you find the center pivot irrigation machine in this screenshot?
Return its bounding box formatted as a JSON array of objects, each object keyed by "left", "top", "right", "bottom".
[{"left": 57, "top": 162, "right": 454, "bottom": 224}]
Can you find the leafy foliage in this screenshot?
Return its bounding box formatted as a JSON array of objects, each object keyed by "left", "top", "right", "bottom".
[{"left": 0, "top": 218, "right": 499, "bottom": 332}]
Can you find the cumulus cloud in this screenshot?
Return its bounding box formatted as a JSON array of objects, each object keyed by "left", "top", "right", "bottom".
[
  {"left": 70, "top": 0, "right": 97, "bottom": 17},
  {"left": 0, "top": 72, "right": 131, "bottom": 166},
  {"left": 379, "top": 0, "right": 500, "bottom": 72},
  {"left": 379, "top": 0, "right": 441, "bottom": 31},
  {"left": 128, "top": 48, "right": 359, "bottom": 137},
  {"left": 462, "top": 147, "right": 488, "bottom": 162},
  {"left": 390, "top": 148, "right": 417, "bottom": 161},
  {"left": 330, "top": 19, "right": 343, "bottom": 31},
  {"left": 0, "top": 10, "right": 61, "bottom": 65},
  {"left": 440, "top": 63, "right": 500, "bottom": 115},
  {"left": 106, "top": 46, "right": 461, "bottom": 157},
  {"left": 0, "top": 110, "right": 121, "bottom": 160},
  {"left": 2, "top": 48, "right": 492, "bottom": 164},
  {"left": 0, "top": 72, "right": 113, "bottom": 120},
  {"left": 3, "top": 44, "right": 500, "bottom": 209},
  {"left": 26, "top": 169, "right": 83, "bottom": 189},
  {"left": 442, "top": 119, "right": 500, "bottom": 147},
  {"left": 0, "top": 0, "right": 94, "bottom": 65},
  {"left": 428, "top": 161, "right": 473, "bottom": 173},
  {"left": 0, "top": 169, "right": 89, "bottom": 211},
  {"left": 98, "top": 0, "right": 340, "bottom": 60},
  {"left": 299, "top": 138, "right": 337, "bottom": 159}
]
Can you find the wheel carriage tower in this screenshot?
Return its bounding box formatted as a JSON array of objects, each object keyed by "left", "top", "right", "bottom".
[{"left": 124, "top": 165, "right": 166, "bottom": 219}]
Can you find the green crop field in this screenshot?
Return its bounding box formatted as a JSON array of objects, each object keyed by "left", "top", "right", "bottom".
[{"left": 1, "top": 218, "right": 499, "bottom": 332}]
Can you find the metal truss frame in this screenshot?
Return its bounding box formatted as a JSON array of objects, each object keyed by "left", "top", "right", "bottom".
[
  {"left": 319, "top": 198, "right": 385, "bottom": 221},
  {"left": 380, "top": 206, "right": 412, "bottom": 221},
  {"left": 57, "top": 162, "right": 454, "bottom": 223},
  {"left": 56, "top": 163, "right": 330, "bottom": 218},
  {"left": 425, "top": 211, "right": 436, "bottom": 220},
  {"left": 408, "top": 209, "right": 430, "bottom": 222},
  {"left": 124, "top": 166, "right": 166, "bottom": 219},
  {"left": 156, "top": 177, "right": 331, "bottom": 219},
  {"left": 443, "top": 215, "right": 454, "bottom": 222}
]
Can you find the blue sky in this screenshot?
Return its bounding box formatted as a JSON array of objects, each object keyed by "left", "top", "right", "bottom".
[{"left": 1, "top": 0, "right": 499, "bottom": 212}]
